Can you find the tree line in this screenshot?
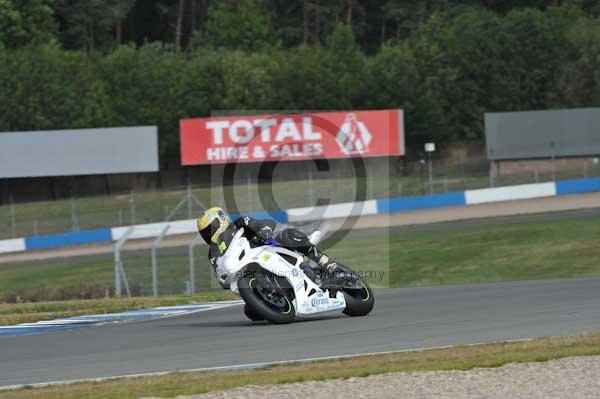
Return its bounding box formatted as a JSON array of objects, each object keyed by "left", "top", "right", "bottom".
[{"left": 1, "top": 0, "right": 599, "bottom": 162}]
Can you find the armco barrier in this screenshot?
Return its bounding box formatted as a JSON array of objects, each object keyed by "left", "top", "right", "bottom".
[
  {"left": 231, "top": 210, "right": 289, "bottom": 224},
  {"left": 25, "top": 228, "right": 112, "bottom": 251},
  {"left": 287, "top": 200, "right": 378, "bottom": 223},
  {"left": 464, "top": 182, "right": 556, "bottom": 205},
  {"left": 555, "top": 177, "right": 600, "bottom": 196},
  {"left": 377, "top": 192, "right": 466, "bottom": 214},
  {"left": 110, "top": 220, "right": 197, "bottom": 241},
  {"left": 2, "top": 177, "right": 600, "bottom": 255},
  {"left": 0, "top": 238, "right": 25, "bottom": 254}
]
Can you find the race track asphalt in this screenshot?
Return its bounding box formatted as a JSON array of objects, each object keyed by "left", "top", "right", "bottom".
[{"left": 1, "top": 276, "right": 600, "bottom": 388}]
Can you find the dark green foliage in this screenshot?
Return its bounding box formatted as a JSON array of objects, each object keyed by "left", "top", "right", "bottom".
[
  {"left": 559, "top": 16, "right": 600, "bottom": 106},
  {"left": 0, "top": 0, "right": 55, "bottom": 48},
  {"left": 191, "top": 0, "right": 280, "bottom": 51},
  {"left": 55, "top": 0, "right": 135, "bottom": 51},
  {"left": 0, "top": 44, "right": 112, "bottom": 131},
  {"left": 99, "top": 43, "right": 187, "bottom": 157}
]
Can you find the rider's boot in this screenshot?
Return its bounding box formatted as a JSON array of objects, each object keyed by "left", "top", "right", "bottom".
[
  {"left": 307, "top": 246, "right": 344, "bottom": 287},
  {"left": 278, "top": 228, "right": 344, "bottom": 287}
]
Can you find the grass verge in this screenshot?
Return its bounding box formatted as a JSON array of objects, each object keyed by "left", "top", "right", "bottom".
[
  {"left": 0, "top": 292, "right": 236, "bottom": 326},
  {"left": 328, "top": 212, "right": 600, "bottom": 287},
  {"left": 2, "top": 333, "right": 600, "bottom": 399}
]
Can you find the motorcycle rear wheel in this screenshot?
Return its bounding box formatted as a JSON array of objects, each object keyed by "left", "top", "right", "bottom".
[{"left": 243, "top": 304, "right": 265, "bottom": 321}]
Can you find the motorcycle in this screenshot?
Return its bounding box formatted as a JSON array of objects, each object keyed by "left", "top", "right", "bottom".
[{"left": 214, "top": 228, "right": 374, "bottom": 324}]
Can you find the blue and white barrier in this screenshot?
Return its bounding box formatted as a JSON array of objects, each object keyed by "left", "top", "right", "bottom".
[
  {"left": 111, "top": 219, "right": 197, "bottom": 241},
  {"left": 25, "top": 228, "right": 113, "bottom": 251},
  {"left": 556, "top": 177, "right": 600, "bottom": 195},
  {"left": 0, "top": 238, "right": 26, "bottom": 254},
  {"left": 464, "top": 182, "right": 556, "bottom": 205},
  {"left": 287, "top": 200, "right": 378, "bottom": 223},
  {"left": 2, "top": 177, "right": 600, "bottom": 255},
  {"left": 377, "top": 192, "right": 466, "bottom": 214}
]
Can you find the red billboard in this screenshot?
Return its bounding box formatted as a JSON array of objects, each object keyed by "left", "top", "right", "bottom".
[{"left": 180, "top": 109, "right": 404, "bottom": 165}]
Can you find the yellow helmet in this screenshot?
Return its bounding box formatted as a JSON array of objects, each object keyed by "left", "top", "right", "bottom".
[{"left": 197, "top": 207, "right": 231, "bottom": 245}]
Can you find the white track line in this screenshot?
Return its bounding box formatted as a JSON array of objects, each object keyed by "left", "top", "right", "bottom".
[
  {"left": 0, "top": 338, "right": 533, "bottom": 391},
  {"left": 0, "top": 301, "right": 244, "bottom": 334}
]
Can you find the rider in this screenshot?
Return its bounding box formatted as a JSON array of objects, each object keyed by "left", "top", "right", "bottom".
[{"left": 196, "top": 207, "right": 339, "bottom": 284}]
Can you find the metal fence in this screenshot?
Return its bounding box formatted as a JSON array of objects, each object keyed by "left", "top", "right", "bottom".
[
  {"left": 0, "top": 240, "right": 216, "bottom": 302},
  {"left": 2, "top": 156, "right": 600, "bottom": 240},
  {"left": 117, "top": 241, "right": 214, "bottom": 298}
]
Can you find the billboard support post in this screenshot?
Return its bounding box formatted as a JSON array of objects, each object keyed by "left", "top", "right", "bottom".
[
  {"left": 308, "top": 169, "right": 314, "bottom": 205},
  {"left": 129, "top": 191, "right": 136, "bottom": 225},
  {"left": 9, "top": 197, "right": 16, "bottom": 238},
  {"left": 186, "top": 174, "right": 193, "bottom": 219},
  {"left": 425, "top": 143, "right": 436, "bottom": 195},
  {"left": 550, "top": 141, "right": 556, "bottom": 181},
  {"left": 71, "top": 197, "right": 80, "bottom": 232},
  {"left": 428, "top": 152, "right": 433, "bottom": 194},
  {"left": 247, "top": 176, "right": 252, "bottom": 212}
]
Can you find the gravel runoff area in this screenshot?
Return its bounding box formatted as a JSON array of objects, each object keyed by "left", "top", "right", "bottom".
[{"left": 147, "top": 355, "right": 600, "bottom": 399}]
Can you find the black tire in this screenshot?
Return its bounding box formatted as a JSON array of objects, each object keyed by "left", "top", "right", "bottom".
[
  {"left": 238, "top": 270, "right": 295, "bottom": 325},
  {"left": 342, "top": 276, "right": 374, "bottom": 317},
  {"left": 243, "top": 305, "right": 265, "bottom": 322}
]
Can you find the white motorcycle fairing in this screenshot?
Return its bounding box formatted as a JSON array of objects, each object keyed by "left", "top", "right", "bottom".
[{"left": 215, "top": 229, "right": 346, "bottom": 316}]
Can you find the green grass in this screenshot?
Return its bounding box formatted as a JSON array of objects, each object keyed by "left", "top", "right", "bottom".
[
  {"left": 1, "top": 333, "right": 600, "bottom": 399},
  {"left": 331, "top": 213, "right": 600, "bottom": 287},
  {"left": 0, "top": 247, "right": 218, "bottom": 302}
]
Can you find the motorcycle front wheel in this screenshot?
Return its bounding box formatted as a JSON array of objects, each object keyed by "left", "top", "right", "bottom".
[
  {"left": 238, "top": 266, "right": 295, "bottom": 324},
  {"left": 341, "top": 272, "right": 375, "bottom": 317}
]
